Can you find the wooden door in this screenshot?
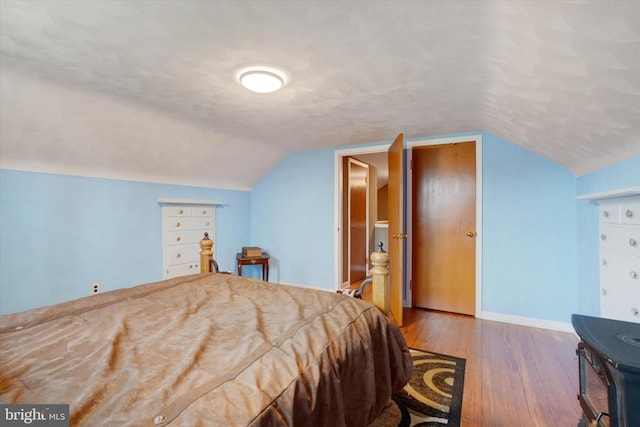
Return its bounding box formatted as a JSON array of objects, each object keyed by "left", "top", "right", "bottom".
[
  {"left": 412, "top": 142, "right": 476, "bottom": 315},
  {"left": 348, "top": 159, "right": 368, "bottom": 284},
  {"left": 388, "top": 134, "right": 404, "bottom": 326}
]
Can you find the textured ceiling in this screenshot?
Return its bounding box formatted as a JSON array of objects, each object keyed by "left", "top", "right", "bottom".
[{"left": 1, "top": 0, "right": 639, "bottom": 190}]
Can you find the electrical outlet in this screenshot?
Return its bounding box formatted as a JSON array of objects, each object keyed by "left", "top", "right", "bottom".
[{"left": 92, "top": 282, "right": 100, "bottom": 294}]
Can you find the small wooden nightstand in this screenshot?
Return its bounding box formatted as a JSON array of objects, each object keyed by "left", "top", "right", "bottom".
[{"left": 236, "top": 253, "right": 270, "bottom": 281}]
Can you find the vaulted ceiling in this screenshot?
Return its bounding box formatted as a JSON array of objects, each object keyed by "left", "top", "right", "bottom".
[{"left": 1, "top": 0, "right": 639, "bottom": 190}]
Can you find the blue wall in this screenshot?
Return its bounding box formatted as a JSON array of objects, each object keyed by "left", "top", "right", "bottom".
[
  {"left": 575, "top": 155, "right": 640, "bottom": 316},
  {"left": 482, "top": 133, "right": 577, "bottom": 322},
  {"left": 2, "top": 143, "right": 637, "bottom": 323},
  {"left": 0, "top": 170, "right": 251, "bottom": 314},
  {"left": 250, "top": 148, "right": 335, "bottom": 286}
]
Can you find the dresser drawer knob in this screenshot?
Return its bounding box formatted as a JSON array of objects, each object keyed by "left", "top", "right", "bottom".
[
  {"left": 176, "top": 236, "right": 181, "bottom": 242},
  {"left": 601, "top": 289, "right": 607, "bottom": 296},
  {"left": 176, "top": 222, "right": 181, "bottom": 228},
  {"left": 631, "top": 270, "right": 638, "bottom": 279},
  {"left": 176, "top": 253, "right": 181, "bottom": 259},
  {"left": 632, "top": 307, "right": 639, "bottom": 317},
  {"left": 626, "top": 209, "right": 634, "bottom": 218},
  {"left": 178, "top": 209, "right": 184, "bottom": 214},
  {"left": 630, "top": 238, "right": 637, "bottom": 247},
  {"left": 603, "top": 210, "right": 609, "bottom": 217},
  {"left": 202, "top": 210, "right": 207, "bottom": 215},
  {"left": 601, "top": 234, "right": 606, "bottom": 241},
  {"left": 205, "top": 222, "right": 210, "bottom": 226},
  {"left": 602, "top": 259, "right": 607, "bottom": 266}
]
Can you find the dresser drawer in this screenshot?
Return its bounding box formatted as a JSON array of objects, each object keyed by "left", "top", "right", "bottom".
[
  {"left": 620, "top": 201, "right": 640, "bottom": 225},
  {"left": 167, "top": 244, "right": 201, "bottom": 265},
  {"left": 600, "top": 204, "right": 620, "bottom": 224},
  {"left": 601, "top": 304, "right": 640, "bottom": 323},
  {"left": 165, "top": 206, "right": 192, "bottom": 217},
  {"left": 166, "top": 230, "right": 209, "bottom": 246},
  {"left": 600, "top": 247, "right": 640, "bottom": 323},
  {"left": 601, "top": 248, "right": 640, "bottom": 290},
  {"left": 165, "top": 262, "right": 201, "bottom": 279},
  {"left": 166, "top": 216, "right": 214, "bottom": 231},
  {"left": 600, "top": 281, "right": 640, "bottom": 324},
  {"left": 599, "top": 224, "right": 640, "bottom": 256},
  {"left": 193, "top": 207, "right": 214, "bottom": 217}
]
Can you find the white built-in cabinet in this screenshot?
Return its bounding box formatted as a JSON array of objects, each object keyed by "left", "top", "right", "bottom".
[
  {"left": 159, "top": 198, "right": 222, "bottom": 279},
  {"left": 581, "top": 189, "right": 640, "bottom": 324}
]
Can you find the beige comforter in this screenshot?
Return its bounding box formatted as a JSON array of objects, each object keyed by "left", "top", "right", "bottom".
[{"left": 0, "top": 274, "right": 412, "bottom": 426}]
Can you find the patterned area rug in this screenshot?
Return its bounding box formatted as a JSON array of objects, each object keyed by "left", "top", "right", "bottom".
[{"left": 371, "top": 348, "right": 466, "bottom": 427}]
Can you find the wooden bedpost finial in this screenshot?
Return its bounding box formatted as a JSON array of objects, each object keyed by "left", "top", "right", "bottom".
[
  {"left": 199, "top": 232, "right": 214, "bottom": 274},
  {"left": 370, "top": 245, "right": 390, "bottom": 316}
]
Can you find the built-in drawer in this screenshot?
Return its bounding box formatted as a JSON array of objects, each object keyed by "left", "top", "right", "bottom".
[
  {"left": 165, "top": 206, "right": 214, "bottom": 217},
  {"left": 600, "top": 286, "right": 640, "bottom": 323},
  {"left": 193, "top": 207, "right": 214, "bottom": 217},
  {"left": 166, "top": 230, "right": 210, "bottom": 246},
  {"left": 165, "top": 206, "right": 192, "bottom": 217},
  {"left": 620, "top": 201, "right": 640, "bottom": 225},
  {"left": 601, "top": 248, "right": 640, "bottom": 290},
  {"left": 600, "top": 248, "right": 640, "bottom": 324},
  {"left": 166, "top": 216, "right": 214, "bottom": 231},
  {"left": 600, "top": 224, "right": 640, "bottom": 256},
  {"left": 165, "top": 262, "right": 201, "bottom": 279},
  {"left": 600, "top": 303, "right": 640, "bottom": 323},
  {"left": 600, "top": 204, "right": 620, "bottom": 224},
  {"left": 167, "top": 244, "right": 201, "bottom": 265}
]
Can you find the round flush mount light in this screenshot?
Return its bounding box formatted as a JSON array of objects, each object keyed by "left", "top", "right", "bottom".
[{"left": 237, "top": 67, "right": 286, "bottom": 93}]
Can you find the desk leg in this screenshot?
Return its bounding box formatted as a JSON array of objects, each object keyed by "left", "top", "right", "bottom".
[
  {"left": 237, "top": 262, "right": 241, "bottom": 276},
  {"left": 266, "top": 263, "right": 269, "bottom": 282}
]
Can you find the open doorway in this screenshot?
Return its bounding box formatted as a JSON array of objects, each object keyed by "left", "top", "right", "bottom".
[
  {"left": 334, "top": 135, "right": 405, "bottom": 326},
  {"left": 343, "top": 157, "right": 369, "bottom": 287},
  {"left": 335, "top": 147, "right": 390, "bottom": 289}
]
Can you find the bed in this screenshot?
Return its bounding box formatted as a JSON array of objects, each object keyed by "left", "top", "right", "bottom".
[{"left": 0, "top": 270, "right": 412, "bottom": 426}]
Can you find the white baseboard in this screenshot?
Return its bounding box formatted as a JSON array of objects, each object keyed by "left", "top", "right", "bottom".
[
  {"left": 479, "top": 311, "right": 575, "bottom": 333},
  {"left": 268, "top": 284, "right": 576, "bottom": 333}
]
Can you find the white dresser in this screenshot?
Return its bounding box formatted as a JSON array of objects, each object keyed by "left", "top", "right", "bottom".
[
  {"left": 597, "top": 196, "right": 640, "bottom": 323},
  {"left": 159, "top": 199, "right": 222, "bottom": 279}
]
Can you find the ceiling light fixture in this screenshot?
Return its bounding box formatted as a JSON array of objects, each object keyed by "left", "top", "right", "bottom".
[{"left": 238, "top": 67, "right": 286, "bottom": 93}]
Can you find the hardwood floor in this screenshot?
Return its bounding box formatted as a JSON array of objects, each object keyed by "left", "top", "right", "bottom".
[
  {"left": 399, "top": 308, "right": 582, "bottom": 426},
  {"left": 350, "top": 279, "right": 583, "bottom": 426}
]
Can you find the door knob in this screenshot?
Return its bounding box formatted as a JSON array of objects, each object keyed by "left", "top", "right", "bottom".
[{"left": 466, "top": 231, "right": 476, "bottom": 237}]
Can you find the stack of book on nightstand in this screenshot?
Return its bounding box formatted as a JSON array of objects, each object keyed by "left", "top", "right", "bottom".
[{"left": 242, "top": 246, "right": 263, "bottom": 257}]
